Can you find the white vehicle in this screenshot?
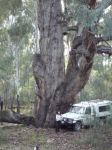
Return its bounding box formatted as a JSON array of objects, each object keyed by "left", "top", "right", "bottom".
[{"left": 56, "top": 100, "right": 112, "bottom": 131}]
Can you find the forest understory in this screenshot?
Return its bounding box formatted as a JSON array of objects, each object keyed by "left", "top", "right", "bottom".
[{"left": 0, "top": 123, "right": 112, "bottom": 150}]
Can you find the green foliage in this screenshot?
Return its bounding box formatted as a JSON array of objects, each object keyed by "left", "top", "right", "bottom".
[
  {"left": 0, "top": 0, "right": 22, "bottom": 22},
  {"left": 0, "top": 0, "right": 34, "bottom": 110},
  {"left": 103, "top": 10, "right": 112, "bottom": 37},
  {"left": 81, "top": 55, "right": 112, "bottom": 101},
  {"left": 66, "top": 0, "right": 112, "bottom": 36},
  {"left": 8, "top": 12, "right": 33, "bottom": 42}
]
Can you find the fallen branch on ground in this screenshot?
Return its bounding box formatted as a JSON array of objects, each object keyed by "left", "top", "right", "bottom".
[{"left": 0, "top": 110, "right": 35, "bottom": 126}]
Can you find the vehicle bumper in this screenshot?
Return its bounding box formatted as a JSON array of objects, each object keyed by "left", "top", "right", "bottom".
[{"left": 60, "top": 120, "right": 74, "bottom": 127}]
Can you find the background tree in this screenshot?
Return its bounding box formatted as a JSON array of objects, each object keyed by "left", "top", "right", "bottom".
[
  {"left": 0, "top": 0, "right": 35, "bottom": 112},
  {"left": 81, "top": 54, "right": 112, "bottom": 100}
]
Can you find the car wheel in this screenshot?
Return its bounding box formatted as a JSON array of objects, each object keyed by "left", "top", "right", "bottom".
[
  {"left": 73, "top": 121, "right": 82, "bottom": 131},
  {"left": 84, "top": 125, "right": 90, "bottom": 129}
]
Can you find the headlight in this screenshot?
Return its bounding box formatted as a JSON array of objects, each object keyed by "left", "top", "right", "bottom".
[
  {"left": 63, "top": 118, "right": 67, "bottom": 121},
  {"left": 73, "top": 120, "right": 77, "bottom": 123},
  {"left": 67, "top": 118, "right": 74, "bottom": 123},
  {"left": 62, "top": 118, "right": 75, "bottom": 123}
]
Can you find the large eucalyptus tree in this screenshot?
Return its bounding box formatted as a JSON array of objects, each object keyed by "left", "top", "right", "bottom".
[{"left": 33, "top": 0, "right": 112, "bottom": 127}]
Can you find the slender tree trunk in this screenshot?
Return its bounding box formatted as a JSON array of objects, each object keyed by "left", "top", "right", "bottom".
[
  {"left": 33, "top": 0, "right": 96, "bottom": 127},
  {"left": 16, "top": 95, "right": 20, "bottom": 113}
]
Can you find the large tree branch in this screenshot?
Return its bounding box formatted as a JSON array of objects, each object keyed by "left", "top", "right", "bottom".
[
  {"left": 55, "top": 29, "right": 96, "bottom": 113},
  {"left": 96, "top": 45, "right": 112, "bottom": 55}
]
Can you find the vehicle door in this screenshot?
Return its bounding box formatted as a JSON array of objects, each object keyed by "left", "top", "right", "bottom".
[{"left": 84, "top": 107, "right": 95, "bottom": 125}]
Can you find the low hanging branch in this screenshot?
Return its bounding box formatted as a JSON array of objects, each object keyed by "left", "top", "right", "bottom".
[
  {"left": 95, "top": 36, "right": 112, "bottom": 56},
  {"left": 97, "top": 45, "right": 112, "bottom": 56}
]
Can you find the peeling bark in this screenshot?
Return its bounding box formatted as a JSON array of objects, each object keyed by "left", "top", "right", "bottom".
[{"left": 33, "top": 0, "right": 65, "bottom": 127}]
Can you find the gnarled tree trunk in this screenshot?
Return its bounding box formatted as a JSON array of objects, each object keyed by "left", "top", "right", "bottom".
[
  {"left": 33, "top": 0, "right": 65, "bottom": 127},
  {"left": 33, "top": 0, "right": 96, "bottom": 127}
]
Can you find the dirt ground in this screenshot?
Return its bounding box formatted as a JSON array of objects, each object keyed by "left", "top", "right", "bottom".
[{"left": 0, "top": 124, "right": 112, "bottom": 150}]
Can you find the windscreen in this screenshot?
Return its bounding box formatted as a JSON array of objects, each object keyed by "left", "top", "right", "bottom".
[{"left": 69, "top": 106, "right": 85, "bottom": 114}]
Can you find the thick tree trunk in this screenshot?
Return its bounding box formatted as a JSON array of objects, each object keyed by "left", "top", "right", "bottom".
[
  {"left": 33, "top": 0, "right": 65, "bottom": 127},
  {"left": 33, "top": 0, "right": 96, "bottom": 127}
]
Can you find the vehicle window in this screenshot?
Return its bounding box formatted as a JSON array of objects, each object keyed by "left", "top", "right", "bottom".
[
  {"left": 85, "top": 107, "right": 91, "bottom": 114},
  {"left": 69, "top": 106, "right": 85, "bottom": 114},
  {"left": 99, "top": 105, "right": 110, "bottom": 112}
]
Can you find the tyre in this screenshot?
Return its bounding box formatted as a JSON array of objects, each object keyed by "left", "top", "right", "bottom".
[
  {"left": 84, "top": 125, "right": 90, "bottom": 129},
  {"left": 73, "top": 121, "right": 82, "bottom": 131}
]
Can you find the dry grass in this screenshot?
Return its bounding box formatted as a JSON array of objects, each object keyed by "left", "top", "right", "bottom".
[
  {"left": 0, "top": 123, "right": 112, "bottom": 150},
  {"left": 0, "top": 124, "right": 37, "bottom": 150}
]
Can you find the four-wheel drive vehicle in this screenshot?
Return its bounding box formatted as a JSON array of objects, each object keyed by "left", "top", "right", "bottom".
[{"left": 56, "top": 100, "right": 112, "bottom": 131}]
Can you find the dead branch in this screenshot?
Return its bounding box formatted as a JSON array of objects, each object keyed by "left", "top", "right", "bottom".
[
  {"left": 96, "top": 45, "right": 112, "bottom": 56},
  {"left": 0, "top": 110, "right": 35, "bottom": 126}
]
